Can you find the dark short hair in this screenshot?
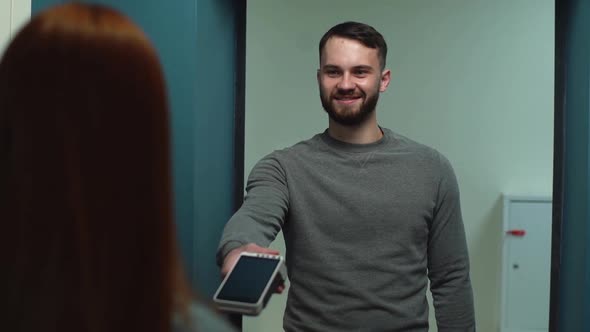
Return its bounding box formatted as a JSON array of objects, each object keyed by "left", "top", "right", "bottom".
[{"left": 319, "top": 21, "right": 388, "bottom": 69}]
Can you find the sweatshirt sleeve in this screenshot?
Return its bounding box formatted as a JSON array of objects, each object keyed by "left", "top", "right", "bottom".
[
  {"left": 427, "top": 153, "right": 476, "bottom": 331},
  {"left": 216, "top": 153, "right": 289, "bottom": 266}
]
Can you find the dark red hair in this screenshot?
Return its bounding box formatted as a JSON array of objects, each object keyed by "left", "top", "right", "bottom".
[{"left": 0, "top": 3, "right": 190, "bottom": 332}]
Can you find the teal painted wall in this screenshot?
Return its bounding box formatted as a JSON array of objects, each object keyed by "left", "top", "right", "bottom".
[
  {"left": 193, "top": 0, "right": 238, "bottom": 297},
  {"left": 31, "top": 0, "right": 238, "bottom": 297},
  {"left": 560, "top": 1, "right": 590, "bottom": 330}
]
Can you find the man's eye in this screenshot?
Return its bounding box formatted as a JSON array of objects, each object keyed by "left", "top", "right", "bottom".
[
  {"left": 354, "top": 70, "right": 368, "bottom": 76},
  {"left": 326, "top": 70, "right": 340, "bottom": 76}
]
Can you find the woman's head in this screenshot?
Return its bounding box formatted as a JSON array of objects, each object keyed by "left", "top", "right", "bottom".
[{"left": 0, "top": 3, "right": 186, "bottom": 331}]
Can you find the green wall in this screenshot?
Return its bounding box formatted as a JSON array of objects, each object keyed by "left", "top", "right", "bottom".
[{"left": 244, "top": 1, "right": 554, "bottom": 331}]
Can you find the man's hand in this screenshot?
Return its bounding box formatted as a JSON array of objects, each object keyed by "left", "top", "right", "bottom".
[{"left": 221, "top": 243, "right": 285, "bottom": 293}]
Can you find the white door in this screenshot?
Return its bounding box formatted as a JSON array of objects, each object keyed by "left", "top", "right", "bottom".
[
  {"left": 501, "top": 196, "right": 552, "bottom": 332},
  {"left": 0, "top": 0, "right": 31, "bottom": 57},
  {"left": 0, "top": 0, "right": 12, "bottom": 55}
]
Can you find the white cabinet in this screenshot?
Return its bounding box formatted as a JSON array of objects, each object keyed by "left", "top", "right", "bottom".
[
  {"left": 500, "top": 196, "right": 552, "bottom": 332},
  {"left": 0, "top": 0, "right": 31, "bottom": 57}
]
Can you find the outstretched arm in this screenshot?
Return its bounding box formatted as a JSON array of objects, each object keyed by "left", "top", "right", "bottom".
[{"left": 216, "top": 153, "right": 289, "bottom": 268}]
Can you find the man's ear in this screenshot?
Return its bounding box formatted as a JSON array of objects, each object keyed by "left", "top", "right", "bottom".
[
  {"left": 317, "top": 69, "right": 321, "bottom": 84},
  {"left": 379, "top": 69, "right": 391, "bottom": 92}
]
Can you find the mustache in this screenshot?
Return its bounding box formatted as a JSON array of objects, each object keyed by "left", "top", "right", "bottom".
[{"left": 332, "top": 89, "right": 364, "bottom": 99}]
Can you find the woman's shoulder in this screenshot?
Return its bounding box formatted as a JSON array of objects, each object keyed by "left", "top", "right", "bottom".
[{"left": 173, "top": 301, "right": 237, "bottom": 332}]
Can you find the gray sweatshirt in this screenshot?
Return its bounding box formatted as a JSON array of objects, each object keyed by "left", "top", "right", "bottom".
[{"left": 217, "top": 128, "right": 475, "bottom": 332}]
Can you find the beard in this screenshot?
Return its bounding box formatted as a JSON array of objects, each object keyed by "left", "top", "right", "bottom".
[{"left": 320, "top": 88, "right": 380, "bottom": 126}]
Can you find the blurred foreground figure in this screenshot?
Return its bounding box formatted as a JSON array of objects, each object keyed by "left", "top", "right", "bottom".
[{"left": 0, "top": 3, "right": 234, "bottom": 332}]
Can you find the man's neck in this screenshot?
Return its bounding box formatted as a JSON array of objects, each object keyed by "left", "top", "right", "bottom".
[{"left": 327, "top": 118, "right": 383, "bottom": 144}]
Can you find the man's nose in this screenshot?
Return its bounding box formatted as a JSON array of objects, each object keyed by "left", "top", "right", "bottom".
[{"left": 337, "top": 73, "right": 355, "bottom": 91}]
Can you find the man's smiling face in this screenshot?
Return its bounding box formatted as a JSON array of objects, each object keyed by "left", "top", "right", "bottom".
[{"left": 317, "top": 36, "right": 390, "bottom": 126}]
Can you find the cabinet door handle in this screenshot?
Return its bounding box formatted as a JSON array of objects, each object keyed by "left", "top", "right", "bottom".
[{"left": 506, "top": 229, "right": 526, "bottom": 237}]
